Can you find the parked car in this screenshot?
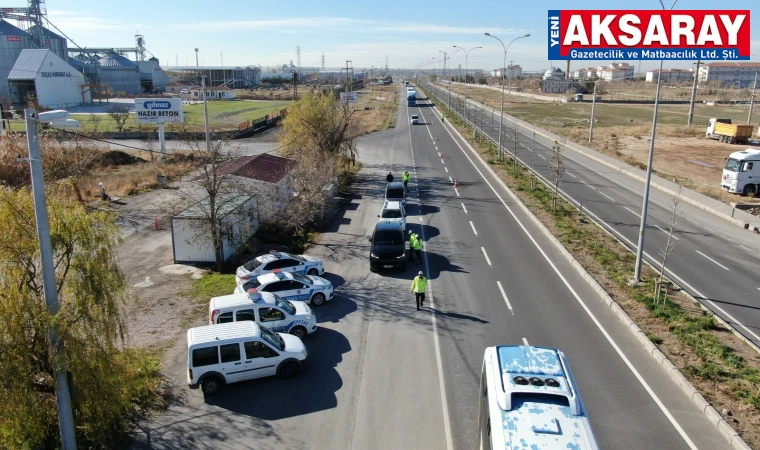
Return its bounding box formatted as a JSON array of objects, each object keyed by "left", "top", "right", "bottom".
[
  {"left": 236, "top": 251, "right": 325, "bottom": 285},
  {"left": 234, "top": 270, "right": 334, "bottom": 306},
  {"left": 369, "top": 221, "right": 407, "bottom": 271}
]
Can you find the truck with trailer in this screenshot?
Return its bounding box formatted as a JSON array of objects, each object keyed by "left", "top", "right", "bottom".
[
  {"left": 706, "top": 118, "right": 754, "bottom": 144},
  {"left": 721, "top": 148, "right": 760, "bottom": 197},
  {"left": 406, "top": 88, "right": 416, "bottom": 106}
]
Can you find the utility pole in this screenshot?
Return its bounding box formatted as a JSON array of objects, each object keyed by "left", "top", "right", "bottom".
[
  {"left": 202, "top": 76, "right": 210, "bottom": 153},
  {"left": 195, "top": 48, "right": 199, "bottom": 67},
  {"left": 23, "top": 109, "right": 78, "bottom": 450},
  {"left": 687, "top": 60, "right": 701, "bottom": 127},
  {"left": 748, "top": 71, "right": 757, "bottom": 125},
  {"left": 589, "top": 81, "right": 598, "bottom": 142}
]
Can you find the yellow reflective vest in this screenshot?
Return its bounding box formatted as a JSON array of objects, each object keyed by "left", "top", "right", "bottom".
[
  {"left": 411, "top": 276, "right": 427, "bottom": 293},
  {"left": 402, "top": 172, "right": 411, "bottom": 182},
  {"left": 412, "top": 236, "right": 423, "bottom": 250}
]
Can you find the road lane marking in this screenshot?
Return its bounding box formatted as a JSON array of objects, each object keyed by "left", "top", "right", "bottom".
[
  {"left": 522, "top": 337, "right": 529, "bottom": 345},
  {"left": 599, "top": 192, "right": 616, "bottom": 202},
  {"left": 441, "top": 159, "right": 445, "bottom": 164},
  {"left": 624, "top": 207, "right": 641, "bottom": 218},
  {"left": 461, "top": 203, "right": 468, "bottom": 214},
  {"left": 695, "top": 250, "right": 729, "bottom": 271},
  {"left": 481, "top": 247, "right": 492, "bottom": 266},
  {"left": 581, "top": 180, "right": 597, "bottom": 191},
  {"left": 454, "top": 188, "right": 460, "bottom": 197},
  {"left": 470, "top": 221, "right": 478, "bottom": 236},
  {"left": 536, "top": 153, "right": 547, "bottom": 160},
  {"left": 449, "top": 176, "right": 453, "bottom": 182},
  {"left": 738, "top": 244, "right": 750, "bottom": 251},
  {"left": 703, "top": 226, "right": 716, "bottom": 234},
  {"left": 431, "top": 96, "right": 699, "bottom": 449},
  {"left": 445, "top": 166, "right": 449, "bottom": 173},
  {"left": 654, "top": 225, "right": 679, "bottom": 240},
  {"left": 565, "top": 171, "right": 577, "bottom": 178},
  {"left": 497, "top": 281, "right": 514, "bottom": 315}
]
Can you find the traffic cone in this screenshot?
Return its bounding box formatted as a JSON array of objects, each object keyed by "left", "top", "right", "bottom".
[{"left": 454, "top": 179, "right": 458, "bottom": 188}]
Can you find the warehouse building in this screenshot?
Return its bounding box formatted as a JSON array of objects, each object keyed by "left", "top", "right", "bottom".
[
  {"left": 137, "top": 57, "right": 169, "bottom": 93},
  {"left": 0, "top": 20, "right": 33, "bottom": 103},
  {"left": 172, "top": 66, "right": 261, "bottom": 88},
  {"left": 8, "top": 49, "right": 90, "bottom": 108},
  {"left": 97, "top": 52, "right": 141, "bottom": 95}
]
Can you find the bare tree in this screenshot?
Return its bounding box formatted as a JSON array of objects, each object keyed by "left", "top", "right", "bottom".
[
  {"left": 107, "top": 104, "right": 131, "bottom": 133},
  {"left": 89, "top": 113, "right": 102, "bottom": 132},
  {"left": 655, "top": 187, "right": 682, "bottom": 304},
  {"left": 550, "top": 140, "right": 564, "bottom": 213}
]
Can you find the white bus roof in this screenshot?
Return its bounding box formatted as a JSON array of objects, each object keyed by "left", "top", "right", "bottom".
[
  {"left": 728, "top": 148, "right": 760, "bottom": 161},
  {"left": 187, "top": 321, "right": 261, "bottom": 346},
  {"left": 495, "top": 345, "right": 598, "bottom": 449}
]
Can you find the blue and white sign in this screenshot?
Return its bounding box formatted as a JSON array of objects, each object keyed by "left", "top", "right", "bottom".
[{"left": 134, "top": 98, "right": 184, "bottom": 124}]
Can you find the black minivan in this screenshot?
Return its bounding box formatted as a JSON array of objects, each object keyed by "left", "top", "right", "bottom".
[
  {"left": 385, "top": 181, "right": 406, "bottom": 204},
  {"left": 369, "top": 221, "right": 407, "bottom": 271}
]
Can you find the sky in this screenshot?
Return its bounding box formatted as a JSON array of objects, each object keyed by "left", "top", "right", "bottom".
[{"left": 19, "top": 0, "right": 759, "bottom": 73}]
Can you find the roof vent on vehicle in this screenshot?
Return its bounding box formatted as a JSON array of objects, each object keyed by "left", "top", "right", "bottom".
[
  {"left": 544, "top": 378, "right": 560, "bottom": 388},
  {"left": 528, "top": 377, "right": 545, "bottom": 387},
  {"left": 247, "top": 288, "right": 261, "bottom": 302},
  {"left": 513, "top": 376, "right": 529, "bottom": 385}
]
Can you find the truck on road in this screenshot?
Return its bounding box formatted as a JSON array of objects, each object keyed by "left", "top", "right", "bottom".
[
  {"left": 721, "top": 148, "right": 760, "bottom": 197},
  {"left": 706, "top": 118, "right": 754, "bottom": 144},
  {"left": 406, "top": 88, "right": 416, "bottom": 106}
]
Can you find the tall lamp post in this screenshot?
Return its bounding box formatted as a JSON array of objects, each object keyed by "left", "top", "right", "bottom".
[
  {"left": 484, "top": 33, "right": 530, "bottom": 160},
  {"left": 453, "top": 45, "right": 481, "bottom": 123},
  {"left": 633, "top": 0, "right": 679, "bottom": 282}
]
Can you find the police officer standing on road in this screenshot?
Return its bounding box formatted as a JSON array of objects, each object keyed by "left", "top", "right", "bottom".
[
  {"left": 402, "top": 170, "right": 411, "bottom": 191},
  {"left": 386, "top": 172, "right": 394, "bottom": 183},
  {"left": 411, "top": 271, "right": 428, "bottom": 311},
  {"left": 412, "top": 233, "right": 423, "bottom": 264},
  {"left": 408, "top": 230, "right": 417, "bottom": 261}
]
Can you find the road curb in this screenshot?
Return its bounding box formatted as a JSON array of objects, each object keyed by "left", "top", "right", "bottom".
[
  {"left": 430, "top": 91, "right": 751, "bottom": 450},
  {"left": 440, "top": 83, "right": 760, "bottom": 230}
]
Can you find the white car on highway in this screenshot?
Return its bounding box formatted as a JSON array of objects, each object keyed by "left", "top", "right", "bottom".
[
  {"left": 236, "top": 251, "right": 325, "bottom": 285},
  {"left": 234, "top": 269, "right": 334, "bottom": 307},
  {"left": 410, "top": 114, "right": 420, "bottom": 125},
  {"left": 378, "top": 200, "right": 406, "bottom": 231}
]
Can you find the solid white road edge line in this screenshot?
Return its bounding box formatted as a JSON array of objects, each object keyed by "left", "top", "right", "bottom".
[
  {"left": 406, "top": 97, "right": 454, "bottom": 450},
  {"left": 429, "top": 95, "right": 700, "bottom": 450},
  {"left": 695, "top": 250, "right": 730, "bottom": 271},
  {"left": 470, "top": 221, "right": 478, "bottom": 236},
  {"left": 497, "top": 281, "right": 514, "bottom": 315},
  {"left": 481, "top": 247, "right": 492, "bottom": 267}
]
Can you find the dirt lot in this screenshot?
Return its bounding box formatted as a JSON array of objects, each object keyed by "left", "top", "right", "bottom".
[
  {"left": 354, "top": 84, "right": 399, "bottom": 134},
  {"left": 441, "top": 82, "right": 759, "bottom": 205}
]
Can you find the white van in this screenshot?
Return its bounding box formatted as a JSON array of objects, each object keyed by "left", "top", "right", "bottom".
[
  {"left": 187, "top": 321, "right": 307, "bottom": 395},
  {"left": 209, "top": 289, "right": 317, "bottom": 339},
  {"left": 721, "top": 148, "right": 760, "bottom": 197},
  {"left": 378, "top": 200, "right": 406, "bottom": 231}
]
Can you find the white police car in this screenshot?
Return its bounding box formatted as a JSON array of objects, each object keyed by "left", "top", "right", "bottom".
[
  {"left": 209, "top": 289, "right": 318, "bottom": 339},
  {"left": 236, "top": 251, "right": 325, "bottom": 285},
  {"left": 234, "top": 269, "right": 334, "bottom": 307}
]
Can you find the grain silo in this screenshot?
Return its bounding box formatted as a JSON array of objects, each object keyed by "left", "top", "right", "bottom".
[
  {"left": 26, "top": 24, "right": 68, "bottom": 62},
  {"left": 98, "top": 52, "right": 140, "bottom": 95},
  {"left": 0, "top": 20, "right": 33, "bottom": 103}
]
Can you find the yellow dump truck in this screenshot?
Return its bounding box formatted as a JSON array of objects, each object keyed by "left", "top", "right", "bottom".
[{"left": 706, "top": 118, "right": 754, "bottom": 144}]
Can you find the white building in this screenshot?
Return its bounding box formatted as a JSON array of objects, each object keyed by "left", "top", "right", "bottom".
[
  {"left": 491, "top": 65, "right": 522, "bottom": 79},
  {"left": 189, "top": 85, "right": 235, "bottom": 99},
  {"left": 543, "top": 67, "right": 565, "bottom": 80},
  {"left": 698, "top": 62, "right": 760, "bottom": 88},
  {"left": 596, "top": 63, "right": 634, "bottom": 81},
  {"left": 7, "top": 49, "right": 90, "bottom": 108},
  {"left": 646, "top": 69, "right": 694, "bottom": 83},
  {"left": 573, "top": 67, "right": 598, "bottom": 79},
  {"left": 171, "top": 154, "right": 297, "bottom": 264}
]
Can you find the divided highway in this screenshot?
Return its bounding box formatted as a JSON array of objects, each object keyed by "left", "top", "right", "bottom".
[
  {"left": 423, "top": 80, "right": 760, "bottom": 350},
  {"left": 131, "top": 85, "right": 732, "bottom": 450}
]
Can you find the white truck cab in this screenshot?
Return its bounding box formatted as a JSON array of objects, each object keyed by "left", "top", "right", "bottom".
[
  {"left": 209, "top": 289, "right": 317, "bottom": 339},
  {"left": 721, "top": 148, "right": 760, "bottom": 197}
]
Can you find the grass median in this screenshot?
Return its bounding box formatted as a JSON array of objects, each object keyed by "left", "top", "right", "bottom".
[{"left": 421, "top": 85, "right": 760, "bottom": 447}]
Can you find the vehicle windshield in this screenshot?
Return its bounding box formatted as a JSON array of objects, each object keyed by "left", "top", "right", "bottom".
[
  {"left": 259, "top": 326, "right": 283, "bottom": 350},
  {"left": 242, "top": 278, "right": 262, "bottom": 291},
  {"left": 291, "top": 273, "right": 312, "bottom": 284},
  {"left": 274, "top": 294, "right": 296, "bottom": 315},
  {"left": 387, "top": 188, "right": 404, "bottom": 198},
  {"left": 243, "top": 258, "right": 263, "bottom": 271},
  {"left": 374, "top": 230, "right": 403, "bottom": 245},
  {"left": 289, "top": 254, "right": 307, "bottom": 262},
  {"left": 412, "top": 115, "right": 418, "bottom": 119},
  {"left": 381, "top": 209, "right": 402, "bottom": 219},
  {"left": 725, "top": 158, "right": 741, "bottom": 172}
]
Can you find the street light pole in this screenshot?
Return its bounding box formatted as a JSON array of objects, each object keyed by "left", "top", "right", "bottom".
[
  {"left": 589, "top": 81, "right": 598, "bottom": 142},
  {"left": 748, "top": 71, "right": 757, "bottom": 125},
  {"left": 453, "top": 45, "right": 481, "bottom": 124},
  {"left": 485, "top": 33, "right": 530, "bottom": 160},
  {"left": 687, "top": 60, "right": 701, "bottom": 127},
  {"left": 202, "top": 76, "right": 210, "bottom": 153}
]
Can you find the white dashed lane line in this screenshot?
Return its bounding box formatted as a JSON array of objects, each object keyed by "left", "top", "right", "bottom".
[
  {"left": 536, "top": 153, "right": 547, "bottom": 160},
  {"left": 522, "top": 337, "right": 529, "bottom": 345},
  {"left": 481, "top": 247, "right": 492, "bottom": 267},
  {"left": 461, "top": 203, "right": 468, "bottom": 214},
  {"left": 469, "top": 221, "right": 478, "bottom": 236},
  {"left": 496, "top": 281, "right": 514, "bottom": 315},
  {"left": 599, "top": 191, "right": 616, "bottom": 202},
  {"left": 445, "top": 166, "right": 449, "bottom": 173},
  {"left": 565, "top": 171, "right": 577, "bottom": 179},
  {"left": 624, "top": 207, "right": 641, "bottom": 218},
  {"left": 695, "top": 250, "right": 729, "bottom": 271},
  {"left": 581, "top": 180, "right": 597, "bottom": 191},
  {"left": 654, "top": 225, "right": 679, "bottom": 240}
]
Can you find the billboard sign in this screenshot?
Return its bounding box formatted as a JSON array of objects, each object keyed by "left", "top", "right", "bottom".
[
  {"left": 135, "top": 98, "right": 184, "bottom": 124},
  {"left": 340, "top": 92, "right": 358, "bottom": 103},
  {"left": 548, "top": 10, "right": 750, "bottom": 60}
]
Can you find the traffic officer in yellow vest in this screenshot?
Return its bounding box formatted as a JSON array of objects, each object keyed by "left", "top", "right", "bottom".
[
  {"left": 412, "top": 232, "right": 423, "bottom": 264},
  {"left": 411, "top": 271, "right": 428, "bottom": 310},
  {"left": 402, "top": 170, "right": 411, "bottom": 192},
  {"left": 408, "top": 230, "right": 417, "bottom": 260}
]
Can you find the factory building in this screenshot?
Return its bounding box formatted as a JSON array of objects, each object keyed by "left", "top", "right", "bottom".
[
  {"left": 0, "top": 20, "right": 33, "bottom": 103},
  {"left": 96, "top": 52, "right": 141, "bottom": 95},
  {"left": 26, "top": 24, "right": 67, "bottom": 60},
  {"left": 172, "top": 66, "right": 261, "bottom": 88},
  {"left": 7, "top": 49, "right": 89, "bottom": 108},
  {"left": 137, "top": 57, "right": 169, "bottom": 93}
]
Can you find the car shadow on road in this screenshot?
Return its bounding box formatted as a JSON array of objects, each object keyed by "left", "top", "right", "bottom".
[
  {"left": 407, "top": 223, "right": 440, "bottom": 241},
  {"left": 425, "top": 307, "right": 489, "bottom": 324},
  {"left": 204, "top": 327, "right": 349, "bottom": 420}
]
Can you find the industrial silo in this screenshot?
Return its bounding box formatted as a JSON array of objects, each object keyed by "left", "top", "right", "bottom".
[
  {"left": 26, "top": 24, "right": 68, "bottom": 62},
  {"left": 98, "top": 52, "right": 140, "bottom": 95},
  {"left": 0, "top": 20, "right": 33, "bottom": 104}
]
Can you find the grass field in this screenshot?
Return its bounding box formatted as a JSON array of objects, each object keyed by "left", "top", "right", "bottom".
[{"left": 6, "top": 100, "right": 292, "bottom": 133}]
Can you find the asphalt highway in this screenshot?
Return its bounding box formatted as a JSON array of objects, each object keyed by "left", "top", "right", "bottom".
[
  {"left": 130, "top": 85, "right": 732, "bottom": 450},
  {"left": 423, "top": 80, "right": 760, "bottom": 351}
]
